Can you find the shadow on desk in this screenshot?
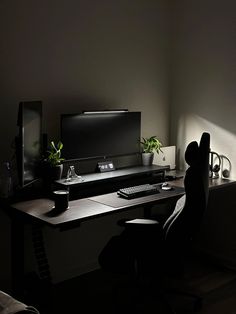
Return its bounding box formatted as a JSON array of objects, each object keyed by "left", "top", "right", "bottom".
[{"left": 45, "top": 207, "right": 68, "bottom": 217}]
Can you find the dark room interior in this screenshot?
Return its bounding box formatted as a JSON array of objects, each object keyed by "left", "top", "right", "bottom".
[{"left": 0, "top": 0, "right": 236, "bottom": 313}]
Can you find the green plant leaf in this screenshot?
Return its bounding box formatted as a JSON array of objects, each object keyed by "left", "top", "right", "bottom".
[
  {"left": 140, "top": 135, "right": 163, "bottom": 153},
  {"left": 45, "top": 140, "right": 65, "bottom": 166}
]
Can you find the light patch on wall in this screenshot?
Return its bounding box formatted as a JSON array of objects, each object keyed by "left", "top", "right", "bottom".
[{"left": 176, "top": 114, "right": 236, "bottom": 179}]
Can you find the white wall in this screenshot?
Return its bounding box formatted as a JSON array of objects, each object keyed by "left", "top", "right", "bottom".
[
  {"left": 0, "top": 0, "right": 171, "bottom": 288},
  {"left": 170, "top": 0, "right": 236, "bottom": 176}
]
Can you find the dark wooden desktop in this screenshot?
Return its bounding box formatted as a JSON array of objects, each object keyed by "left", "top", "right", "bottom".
[
  {"left": 5, "top": 164, "right": 236, "bottom": 301},
  {"left": 11, "top": 181, "right": 184, "bottom": 229}
]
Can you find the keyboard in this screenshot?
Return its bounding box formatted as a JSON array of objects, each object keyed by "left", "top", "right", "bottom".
[{"left": 117, "top": 184, "right": 159, "bottom": 199}]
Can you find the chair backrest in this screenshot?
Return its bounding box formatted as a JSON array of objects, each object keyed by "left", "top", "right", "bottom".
[{"left": 162, "top": 132, "right": 210, "bottom": 252}]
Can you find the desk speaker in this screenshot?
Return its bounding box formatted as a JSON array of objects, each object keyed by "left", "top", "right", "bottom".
[{"left": 53, "top": 190, "right": 69, "bottom": 211}]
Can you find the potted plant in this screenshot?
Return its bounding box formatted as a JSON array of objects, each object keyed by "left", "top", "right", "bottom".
[
  {"left": 44, "top": 141, "right": 65, "bottom": 181},
  {"left": 140, "top": 135, "right": 163, "bottom": 166}
]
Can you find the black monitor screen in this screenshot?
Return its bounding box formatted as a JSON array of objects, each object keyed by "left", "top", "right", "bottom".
[
  {"left": 61, "top": 111, "right": 141, "bottom": 161},
  {"left": 17, "top": 101, "right": 42, "bottom": 187}
]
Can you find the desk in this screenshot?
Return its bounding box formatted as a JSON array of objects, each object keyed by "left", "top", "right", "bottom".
[
  {"left": 11, "top": 184, "right": 185, "bottom": 229},
  {"left": 8, "top": 180, "right": 183, "bottom": 299},
  {"left": 7, "top": 177, "right": 236, "bottom": 300}
]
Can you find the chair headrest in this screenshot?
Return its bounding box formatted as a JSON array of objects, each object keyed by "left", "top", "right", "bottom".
[
  {"left": 185, "top": 141, "right": 199, "bottom": 166},
  {"left": 185, "top": 132, "right": 210, "bottom": 166},
  {"left": 199, "top": 132, "right": 210, "bottom": 158}
]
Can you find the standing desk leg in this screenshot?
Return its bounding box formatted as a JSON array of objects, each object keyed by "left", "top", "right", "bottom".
[
  {"left": 11, "top": 217, "right": 52, "bottom": 308},
  {"left": 11, "top": 215, "right": 24, "bottom": 300},
  {"left": 31, "top": 224, "right": 52, "bottom": 284}
]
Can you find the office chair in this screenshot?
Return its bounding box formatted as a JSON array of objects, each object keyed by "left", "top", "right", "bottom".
[{"left": 98, "top": 132, "right": 210, "bottom": 313}]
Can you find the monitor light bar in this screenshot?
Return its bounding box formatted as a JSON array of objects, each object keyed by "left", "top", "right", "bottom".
[{"left": 83, "top": 109, "right": 128, "bottom": 114}]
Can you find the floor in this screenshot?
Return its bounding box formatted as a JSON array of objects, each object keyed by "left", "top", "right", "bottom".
[{"left": 27, "top": 265, "right": 236, "bottom": 314}]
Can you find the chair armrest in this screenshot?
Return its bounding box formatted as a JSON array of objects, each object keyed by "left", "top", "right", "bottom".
[
  {"left": 125, "top": 218, "right": 160, "bottom": 225},
  {"left": 118, "top": 217, "right": 160, "bottom": 227},
  {"left": 124, "top": 218, "right": 161, "bottom": 233}
]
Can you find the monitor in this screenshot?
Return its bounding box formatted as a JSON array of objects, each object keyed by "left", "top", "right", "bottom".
[
  {"left": 17, "top": 101, "right": 43, "bottom": 187},
  {"left": 61, "top": 111, "right": 141, "bottom": 161}
]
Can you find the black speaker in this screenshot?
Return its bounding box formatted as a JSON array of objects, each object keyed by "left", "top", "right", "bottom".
[{"left": 53, "top": 190, "right": 69, "bottom": 211}]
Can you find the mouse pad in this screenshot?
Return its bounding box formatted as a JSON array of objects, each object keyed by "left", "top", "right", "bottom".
[{"left": 88, "top": 186, "right": 185, "bottom": 208}]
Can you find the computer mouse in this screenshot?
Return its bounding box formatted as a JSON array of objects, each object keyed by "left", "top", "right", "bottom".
[{"left": 161, "top": 182, "right": 172, "bottom": 190}]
